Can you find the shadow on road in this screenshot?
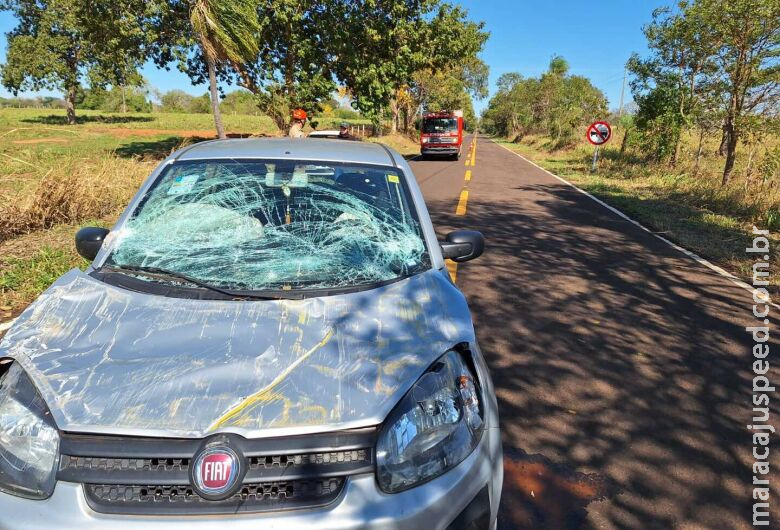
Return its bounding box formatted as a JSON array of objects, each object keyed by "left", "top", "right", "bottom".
[{"left": 425, "top": 177, "right": 779, "bottom": 529}]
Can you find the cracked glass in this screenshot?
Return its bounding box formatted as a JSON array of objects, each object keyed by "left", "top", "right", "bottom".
[{"left": 106, "top": 159, "right": 430, "bottom": 293}]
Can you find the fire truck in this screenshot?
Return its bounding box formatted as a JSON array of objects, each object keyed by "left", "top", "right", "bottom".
[{"left": 420, "top": 110, "right": 464, "bottom": 160}]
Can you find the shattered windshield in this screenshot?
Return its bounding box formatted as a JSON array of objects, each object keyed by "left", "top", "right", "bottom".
[{"left": 105, "top": 159, "right": 430, "bottom": 293}]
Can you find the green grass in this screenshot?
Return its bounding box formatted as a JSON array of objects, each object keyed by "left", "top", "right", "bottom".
[
  {"left": 0, "top": 247, "right": 86, "bottom": 313},
  {"left": 498, "top": 134, "right": 780, "bottom": 290},
  {"left": 0, "top": 107, "right": 276, "bottom": 130}
]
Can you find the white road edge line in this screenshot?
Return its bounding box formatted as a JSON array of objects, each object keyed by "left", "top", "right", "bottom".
[{"left": 493, "top": 139, "right": 779, "bottom": 309}]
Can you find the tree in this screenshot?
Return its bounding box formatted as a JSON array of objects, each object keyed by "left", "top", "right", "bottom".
[
  {"left": 189, "top": 92, "right": 212, "bottom": 114},
  {"left": 409, "top": 56, "right": 489, "bottom": 132},
  {"left": 628, "top": 5, "right": 716, "bottom": 166},
  {"left": 189, "top": 0, "right": 261, "bottom": 138},
  {"left": 0, "top": 0, "right": 147, "bottom": 124},
  {"left": 628, "top": 0, "right": 779, "bottom": 183},
  {"left": 330, "top": 1, "right": 489, "bottom": 127},
  {"left": 482, "top": 74, "right": 540, "bottom": 138},
  {"left": 692, "top": 0, "right": 780, "bottom": 185},
  {"left": 81, "top": 85, "right": 152, "bottom": 112},
  {"left": 160, "top": 90, "right": 195, "bottom": 113},
  {"left": 243, "top": 0, "right": 336, "bottom": 133},
  {"left": 410, "top": 66, "right": 481, "bottom": 129},
  {"left": 145, "top": 1, "right": 487, "bottom": 134},
  {"left": 220, "top": 89, "right": 257, "bottom": 115},
  {"left": 482, "top": 57, "right": 607, "bottom": 146}
]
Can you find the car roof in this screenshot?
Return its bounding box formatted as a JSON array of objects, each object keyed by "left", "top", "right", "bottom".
[{"left": 174, "top": 138, "right": 398, "bottom": 167}]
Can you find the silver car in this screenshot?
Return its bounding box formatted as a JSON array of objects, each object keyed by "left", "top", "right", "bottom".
[{"left": 0, "top": 139, "right": 503, "bottom": 529}]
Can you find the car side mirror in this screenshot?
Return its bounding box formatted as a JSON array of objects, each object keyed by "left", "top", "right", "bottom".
[
  {"left": 75, "top": 227, "right": 110, "bottom": 261},
  {"left": 440, "top": 230, "right": 485, "bottom": 263}
]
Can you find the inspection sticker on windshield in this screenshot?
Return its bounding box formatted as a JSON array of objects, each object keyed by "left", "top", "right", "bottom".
[
  {"left": 387, "top": 174, "right": 400, "bottom": 184},
  {"left": 168, "top": 174, "right": 200, "bottom": 195}
]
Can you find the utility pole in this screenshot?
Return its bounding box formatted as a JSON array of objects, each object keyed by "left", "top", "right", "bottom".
[{"left": 618, "top": 66, "right": 627, "bottom": 118}]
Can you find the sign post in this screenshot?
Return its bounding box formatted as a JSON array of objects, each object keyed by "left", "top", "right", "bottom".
[{"left": 586, "top": 121, "right": 612, "bottom": 172}]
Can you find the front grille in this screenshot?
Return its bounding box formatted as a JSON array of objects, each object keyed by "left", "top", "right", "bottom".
[
  {"left": 429, "top": 136, "right": 457, "bottom": 144},
  {"left": 248, "top": 449, "right": 370, "bottom": 470},
  {"left": 61, "top": 456, "right": 190, "bottom": 473},
  {"left": 59, "top": 429, "right": 375, "bottom": 515},
  {"left": 84, "top": 478, "right": 344, "bottom": 515}
]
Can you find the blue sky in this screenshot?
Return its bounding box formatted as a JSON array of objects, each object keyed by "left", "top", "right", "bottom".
[{"left": 0, "top": 1, "right": 658, "bottom": 113}]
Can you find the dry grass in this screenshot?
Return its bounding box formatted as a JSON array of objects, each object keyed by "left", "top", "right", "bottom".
[
  {"left": 500, "top": 128, "right": 780, "bottom": 289},
  {"left": 369, "top": 133, "right": 421, "bottom": 158},
  {"left": 0, "top": 155, "right": 155, "bottom": 241}
]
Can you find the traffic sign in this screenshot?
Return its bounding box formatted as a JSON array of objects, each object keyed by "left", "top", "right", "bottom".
[{"left": 587, "top": 121, "right": 612, "bottom": 145}]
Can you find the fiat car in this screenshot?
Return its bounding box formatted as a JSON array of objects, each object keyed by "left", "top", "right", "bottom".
[{"left": 0, "top": 139, "right": 502, "bottom": 529}]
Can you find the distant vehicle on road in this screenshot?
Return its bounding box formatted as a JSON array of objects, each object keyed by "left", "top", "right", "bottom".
[
  {"left": 307, "top": 129, "right": 343, "bottom": 139},
  {"left": 0, "top": 138, "right": 503, "bottom": 530},
  {"left": 420, "top": 110, "right": 464, "bottom": 160},
  {"left": 310, "top": 123, "right": 359, "bottom": 141}
]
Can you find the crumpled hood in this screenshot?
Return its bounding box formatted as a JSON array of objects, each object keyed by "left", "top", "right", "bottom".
[{"left": 0, "top": 269, "right": 473, "bottom": 438}]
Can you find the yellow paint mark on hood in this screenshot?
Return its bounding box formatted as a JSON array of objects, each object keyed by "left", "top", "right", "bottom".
[{"left": 208, "top": 328, "right": 335, "bottom": 431}]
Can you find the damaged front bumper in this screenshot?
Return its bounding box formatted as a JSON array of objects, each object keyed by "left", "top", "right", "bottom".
[{"left": 0, "top": 426, "right": 502, "bottom": 530}]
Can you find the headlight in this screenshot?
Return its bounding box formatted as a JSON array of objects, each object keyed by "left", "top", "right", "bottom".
[
  {"left": 376, "top": 351, "right": 484, "bottom": 493},
  {"left": 0, "top": 362, "right": 59, "bottom": 499},
  {"left": 422, "top": 137, "right": 430, "bottom": 144}
]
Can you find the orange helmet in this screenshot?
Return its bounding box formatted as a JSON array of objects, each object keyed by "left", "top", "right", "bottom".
[{"left": 292, "top": 109, "right": 307, "bottom": 121}]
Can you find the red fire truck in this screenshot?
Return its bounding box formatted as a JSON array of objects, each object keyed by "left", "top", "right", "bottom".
[{"left": 420, "top": 110, "right": 464, "bottom": 160}]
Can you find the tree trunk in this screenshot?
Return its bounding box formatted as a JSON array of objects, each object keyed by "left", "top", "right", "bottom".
[
  {"left": 402, "top": 106, "right": 410, "bottom": 134},
  {"left": 207, "top": 57, "right": 226, "bottom": 139},
  {"left": 694, "top": 128, "right": 705, "bottom": 174},
  {"left": 721, "top": 118, "right": 738, "bottom": 186},
  {"left": 670, "top": 133, "right": 681, "bottom": 168},
  {"left": 121, "top": 85, "right": 127, "bottom": 113},
  {"left": 389, "top": 97, "right": 399, "bottom": 134},
  {"left": 66, "top": 85, "right": 77, "bottom": 125},
  {"left": 717, "top": 124, "right": 729, "bottom": 156},
  {"left": 746, "top": 146, "right": 756, "bottom": 179},
  {"left": 620, "top": 127, "right": 630, "bottom": 155}
]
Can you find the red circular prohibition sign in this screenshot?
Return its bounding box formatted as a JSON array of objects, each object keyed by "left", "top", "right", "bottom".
[{"left": 587, "top": 121, "right": 612, "bottom": 146}]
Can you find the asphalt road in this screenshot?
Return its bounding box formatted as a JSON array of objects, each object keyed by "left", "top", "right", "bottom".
[{"left": 409, "top": 135, "right": 780, "bottom": 530}]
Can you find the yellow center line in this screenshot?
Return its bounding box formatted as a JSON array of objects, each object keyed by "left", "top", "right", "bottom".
[
  {"left": 456, "top": 188, "right": 469, "bottom": 216},
  {"left": 446, "top": 260, "right": 458, "bottom": 283},
  {"left": 450, "top": 136, "right": 478, "bottom": 283}
]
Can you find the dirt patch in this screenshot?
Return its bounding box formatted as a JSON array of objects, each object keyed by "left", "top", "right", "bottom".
[
  {"left": 12, "top": 138, "right": 70, "bottom": 145},
  {"left": 498, "top": 448, "right": 619, "bottom": 530}
]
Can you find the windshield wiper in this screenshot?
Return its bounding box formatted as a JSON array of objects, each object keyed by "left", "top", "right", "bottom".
[{"left": 98, "top": 264, "right": 287, "bottom": 300}]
